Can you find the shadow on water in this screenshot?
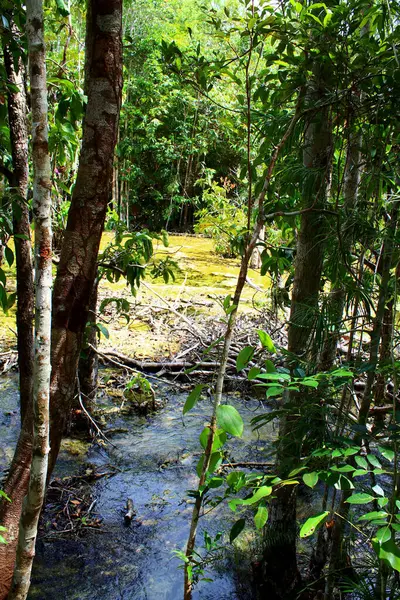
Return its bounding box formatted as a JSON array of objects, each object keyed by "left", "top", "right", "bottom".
[{"left": 0, "top": 375, "right": 275, "bottom": 600}]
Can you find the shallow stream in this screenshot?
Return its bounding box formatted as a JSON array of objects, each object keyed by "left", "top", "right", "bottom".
[{"left": 0, "top": 375, "right": 275, "bottom": 600}]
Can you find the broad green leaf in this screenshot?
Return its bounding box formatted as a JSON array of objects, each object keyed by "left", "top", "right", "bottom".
[
  {"left": 248, "top": 367, "right": 261, "bottom": 380},
  {"left": 266, "top": 386, "right": 283, "bottom": 398},
  {"left": 257, "top": 330, "right": 276, "bottom": 352},
  {"left": 96, "top": 323, "right": 109, "bottom": 339},
  {"left": 241, "top": 486, "right": 272, "bottom": 505},
  {"left": 254, "top": 506, "right": 268, "bottom": 529},
  {"left": 4, "top": 246, "right": 14, "bottom": 267},
  {"left": 0, "top": 526, "right": 6, "bottom": 531},
  {"left": 330, "top": 465, "right": 355, "bottom": 473},
  {"left": 230, "top": 518, "right": 246, "bottom": 542},
  {"left": 378, "top": 446, "right": 395, "bottom": 462},
  {"left": 0, "top": 535, "right": 7, "bottom": 544},
  {"left": 353, "top": 469, "right": 368, "bottom": 477},
  {"left": 375, "top": 526, "right": 391, "bottom": 544},
  {"left": 367, "top": 454, "right": 382, "bottom": 469},
  {"left": 358, "top": 511, "right": 388, "bottom": 522},
  {"left": 331, "top": 368, "right": 353, "bottom": 378},
  {"left": 300, "top": 511, "right": 329, "bottom": 538},
  {"left": 265, "top": 359, "right": 276, "bottom": 373},
  {"left": 257, "top": 373, "right": 291, "bottom": 382},
  {"left": 303, "top": 472, "right": 318, "bottom": 488},
  {"left": 300, "top": 378, "right": 319, "bottom": 388},
  {"left": 372, "top": 484, "right": 384, "bottom": 497},
  {"left": 236, "top": 346, "right": 255, "bottom": 371},
  {"left": 0, "top": 490, "right": 11, "bottom": 502},
  {"left": 346, "top": 493, "right": 376, "bottom": 505},
  {"left": 199, "top": 427, "right": 226, "bottom": 451},
  {"left": 183, "top": 384, "right": 205, "bottom": 415},
  {"left": 56, "top": 0, "right": 70, "bottom": 16},
  {"left": 372, "top": 537, "right": 400, "bottom": 572},
  {"left": 355, "top": 456, "right": 369, "bottom": 470},
  {"left": 216, "top": 405, "right": 243, "bottom": 437}
]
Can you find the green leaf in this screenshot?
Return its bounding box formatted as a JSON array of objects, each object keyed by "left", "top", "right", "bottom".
[
  {"left": 216, "top": 405, "right": 244, "bottom": 437},
  {"left": 257, "top": 330, "right": 276, "bottom": 352},
  {"left": 254, "top": 506, "right": 268, "bottom": 529},
  {"left": 199, "top": 427, "right": 226, "bottom": 451},
  {"left": 4, "top": 246, "right": 14, "bottom": 267},
  {"left": 300, "top": 511, "right": 329, "bottom": 538},
  {"left": 230, "top": 518, "right": 246, "bottom": 542},
  {"left": 56, "top": 0, "right": 70, "bottom": 16},
  {"left": 358, "top": 511, "right": 388, "bottom": 522},
  {"left": 0, "top": 535, "right": 7, "bottom": 544},
  {"left": 300, "top": 378, "right": 319, "bottom": 388},
  {"left": 303, "top": 472, "right": 318, "bottom": 488},
  {"left": 183, "top": 384, "right": 205, "bottom": 415},
  {"left": 331, "top": 368, "right": 353, "bottom": 378},
  {"left": 241, "top": 486, "right": 272, "bottom": 505},
  {"left": 353, "top": 469, "right": 368, "bottom": 477},
  {"left": 0, "top": 490, "right": 11, "bottom": 502},
  {"left": 265, "top": 359, "right": 276, "bottom": 373},
  {"left": 378, "top": 446, "right": 395, "bottom": 462},
  {"left": 346, "top": 493, "right": 376, "bottom": 505},
  {"left": 375, "top": 526, "right": 391, "bottom": 544},
  {"left": 372, "top": 537, "right": 400, "bottom": 572},
  {"left": 96, "top": 323, "right": 109, "bottom": 339},
  {"left": 248, "top": 367, "right": 261, "bottom": 380},
  {"left": 266, "top": 386, "right": 283, "bottom": 398},
  {"left": 0, "top": 526, "right": 6, "bottom": 531},
  {"left": 367, "top": 454, "right": 382, "bottom": 469},
  {"left": 372, "top": 484, "right": 384, "bottom": 497},
  {"left": 257, "top": 373, "right": 291, "bottom": 382},
  {"left": 236, "top": 346, "right": 255, "bottom": 372},
  {"left": 355, "top": 456, "right": 369, "bottom": 470}
]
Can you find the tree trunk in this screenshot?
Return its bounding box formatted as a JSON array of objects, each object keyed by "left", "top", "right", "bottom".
[
  {"left": 358, "top": 202, "right": 398, "bottom": 428},
  {"left": 3, "top": 22, "right": 35, "bottom": 425},
  {"left": 262, "top": 62, "right": 332, "bottom": 596},
  {"left": 8, "top": 0, "right": 53, "bottom": 596},
  {"left": 319, "top": 122, "right": 362, "bottom": 371},
  {"left": 0, "top": 3, "right": 122, "bottom": 597},
  {"left": 78, "top": 279, "right": 99, "bottom": 416},
  {"left": 48, "top": 0, "right": 122, "bottom": 476},
  {"left": 0, "top": 14, "right": 34, "bottom": 599}
]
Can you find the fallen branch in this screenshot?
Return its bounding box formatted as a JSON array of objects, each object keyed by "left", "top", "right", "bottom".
[{"left": 124, "top": 498, "right": 135, "bottom": 524}]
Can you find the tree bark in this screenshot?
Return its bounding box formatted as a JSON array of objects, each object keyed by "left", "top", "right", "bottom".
[
  {"left": 0, "top": 14, "right": 34, "bottom": 599},
  {"left": 3, "top": 21, "right": 35, "bottom": 425},
  {"left": 48, "top": 0, "right": 123, "bottom": 476},
  {"left": 262, "top": 62, "right": 332, "bottom": 596},
  {"left": 78, "top": 279, "right": 99, "bottom": 416},
  {"left": 8, "top": 0, "right": 53, "bottom": 596},
  {"left": 319, "top": 121, "right": 362, "bottom": 371}
]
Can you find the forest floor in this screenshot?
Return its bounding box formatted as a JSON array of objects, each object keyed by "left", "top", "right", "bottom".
[{"left": 0, "top": 233, "right": 273, "bottom": 360}]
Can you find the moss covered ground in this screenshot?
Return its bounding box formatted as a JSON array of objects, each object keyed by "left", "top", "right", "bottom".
[{"left": 0, "top": 233, "right": 270, "bottom": 359}]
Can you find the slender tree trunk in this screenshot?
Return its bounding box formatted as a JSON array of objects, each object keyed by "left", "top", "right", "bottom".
[
  {"left": 358, "top": 202, "right": 398, "bottom": 427},
  {"left": 78, "top": 279, "right": 99, "bottom": 415},
  {"left": 319, "top": 122, "right": 362, "bottom": 371},
  {"left": 48, "top": 0, "right": 123, "bottom": 476},
  {"left": 8, "top": 0, "right": 53, "bottom": 596},
  {"left": 262, "top": 64, "right": 332, "bottom": 597},
  {"left": 0, "top": 16, "right": 34, "bottom": 599},
  {"left": 3, "top": 23, "right": 35, "bottom": 425}
]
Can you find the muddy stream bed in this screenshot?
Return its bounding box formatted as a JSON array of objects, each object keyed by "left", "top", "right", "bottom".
[{"left": 1, "top": 373, "right": 277, "bottom": 600}]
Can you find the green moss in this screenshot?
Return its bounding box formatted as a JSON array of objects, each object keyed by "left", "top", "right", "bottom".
[{"left": 61, "top": 438, "right": 90, "bottom": 457}]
